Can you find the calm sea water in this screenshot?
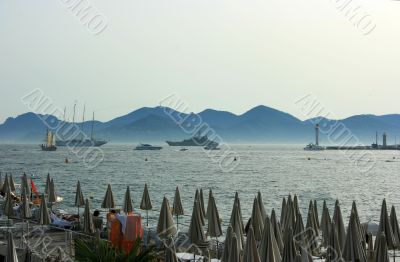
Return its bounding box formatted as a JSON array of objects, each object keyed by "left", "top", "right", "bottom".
[{"left": 1, "top": 144, "right": 399, "bottom": 229}]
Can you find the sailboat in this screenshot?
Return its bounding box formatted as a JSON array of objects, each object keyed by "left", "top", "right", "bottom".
[
  {"left": 41, "top": 129, "right": 57, "bottom": 151},
  {"left": 56, "top": 105, "right": 108, "bottom": 147}
]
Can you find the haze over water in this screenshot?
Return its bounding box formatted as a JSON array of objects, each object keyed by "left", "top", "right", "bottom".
[{"left": 1, "top": 144, "right": 399, "bottom": 229}]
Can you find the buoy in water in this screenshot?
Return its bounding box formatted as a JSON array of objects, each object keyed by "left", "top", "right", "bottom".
[
  {"left": 145, "top": 158, "right": 148, "bottom": 161},
  {"left": 65, "top": 158, "right": 69, "bottom": 163},
  {"left": 234, "top": 157, "right": 237, "bottom": 161},
  {"left": 307, "top": 157, "right": 311, "bottom": 160}
]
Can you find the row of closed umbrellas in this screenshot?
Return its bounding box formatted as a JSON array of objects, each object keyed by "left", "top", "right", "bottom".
[{"left": 3, "top": 174, "right": 400, "bottom": 262}]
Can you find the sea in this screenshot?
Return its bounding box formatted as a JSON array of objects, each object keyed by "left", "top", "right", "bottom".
[{"left": 0, "top": 144, "right": 399, "bottom": 230}]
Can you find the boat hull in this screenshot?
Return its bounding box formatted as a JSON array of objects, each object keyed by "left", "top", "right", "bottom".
[
  {"left": 56, "top": 139, "right": 107, "bottom": 147},
  {"left": 41, "top": 145, "right": 57, "bottom": 151}
]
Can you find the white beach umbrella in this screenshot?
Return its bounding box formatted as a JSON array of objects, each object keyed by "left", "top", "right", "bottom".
[
  {"left": 230, "top": 194, "right": 244, "bottom": 236},
  {"left": 157, "top": 196, "right": 176, "bottom": 239},
  {"left": 207, "top": 194, "right": 222, "bottom": 238}
]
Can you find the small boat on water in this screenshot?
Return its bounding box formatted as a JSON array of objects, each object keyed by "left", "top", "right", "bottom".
[
  {"left": 179, "top": 148, "right": 188, "bottom": 151},
  {"left": 204, "top": 144, "right": 220, "bottom": 150},
  {"left": 41, "top": 130, "right": 57, "bottom": 151},
  {"left": 134, "top": 144, "right": 162, "bottom": 150}
]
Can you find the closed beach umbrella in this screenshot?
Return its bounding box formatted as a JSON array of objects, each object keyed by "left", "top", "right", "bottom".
[
  {"left": 75, "top": 181, "right": 85, "bottom": 207},
  {"left": 222, "top": 225, "right": 233, "bottom": 262},
  {"left": 207, "top": 195, "right": 222, "bottom": 238},
  {"left": 375, "top": 199, "right": 396, "bottom": 250},
  {"left": 6, "top": 231, "right": 19, "bottom": 262},
  {"left": 200, "top": 188, "right": 206, "bottom": 219},
  {"left": 320, "top": 200, "right": 331, "bottom": 247},
  {"left": 188, "top": 200, "right": 206, "bottom": 245},
  {"left": 74, "top": 180, "right": 85, "bottom": 221},
  {"left": 293, "top": 211, "right": 305, "bottom": 238},
  {"left": 333, "top": 199, "right": 346, "bottom": 250},
  {"left": 83, "top": 199, "right": 94, "bottom": 234},
  {"left": 206, "top": 188, "right": 213, "bottom": 219},
  {"left": 229, "top": 234, "right": 242, "bottom": 262},
  {"left": 21, "top": 173, "right": 31, "bottom": 198},
  {"left": 293, "top": 212, "right": 313, "bottom": 262},
  {"left": 101, "top": 184, "right": 115, "bottom": 209},
  {"left": 390, "top": 205, "right": 400, "bottom": 247},
  {"left": 305, "top": 206, "right": 318, "bottom": 254},
  {"left": 165, "top": 237, "right": 179, "bottom": 262},
  {"left": 282, "top": 228, "right": 296, "bottom": 262},
  {"left": 368, "top": 232, "right": 374, "bottom": 259},
  {"left": 230, "top": 194, "right": 244, "bottom": 235},
  {"left": 375, "top": 233, "right": 390, "bottom": 262},
  {"left": 313, "top": 200, "right": 319, "bottom": 229},
  {"left": 251, "top": 197, "right": 264, "bottom": 241},
  {"left": 45, "top": 173, "right": 51, "bottom": 195},
  {"left": 351, "top": 201, "right": 366, "bottom": 245},
  {"left": 284, "top": 198, "right": 295, "bottom": 233},
  {"left": 271, "top": 209, "right": 284, "bottom": 254},
  {"left": 258, "top": 191, "right": 267, "bottom": 222},
  {"left": 48, "top": 178, "right": 57, "bottom": 205},
  {"left": 140, "top": 183, "right": 152, "bottom": 226},
  {"left": 157, "top": 196, "right": 176, "bottom": 239},
  {"left": 195, "top": 189, "right": 205, "bottom": 225},
  {"left": 3, "top": 190, "right": 14, "bottom": 218},
  {"left": 326, "top": 221, "right": 343, "bottom": 262},
  {"left": 0, "top": 172, "right": 2, "bottom": 191},
  {"left": 293, "top": 195, "right": 300, "bottom": 217},
  {"left": 244, "top": 226, "right": 261, "bottom": 262},
  {"left": 281, "top": 197, "right": 287, "bottom": 226},
  {"left": 172, "top": 186, "right": 184, "bottom": 230},
  {"left": 259, "top": 216, "right": 282, "bottom": 262},
  {"left": 1, "top": 173, "right": 10, "bottom": 194},
  {"left": 306, "top": 200, "right": 318, "bottom": 236},
  {"left": 343, "top": 211, "right": 367, "bottom": 262},
  {"left": 9, "top": 173, "right": 15, "bottom": 192},
  {"left": 21, "top": 193, "right": 32, "bottom": 219},
  {"left": 123, "top": 186, "right": 133, "bottom": 213},
  {"left": 39, "top": 194, "right": 51, "bottom": 225}
]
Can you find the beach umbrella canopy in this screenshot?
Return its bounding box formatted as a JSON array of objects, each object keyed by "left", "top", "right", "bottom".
[
  {"left": 258, "top": 191, "right": 267, "bottom": 222},
  {"left": 0, "top": 172, "right": 2, "bottom": 191},
  {"left": 326, "top": 221, "right": 343, "bottom": 262},
  {"left": 195, "top": 189, "right": 205, "bottom": 225},
  {"left": 293, "top": 212, "right": 313, "bottom": 262},
  {"left": 244, "top": 226, "right": 261, "bottom": 262},
  {"left": 293, "top": 211, "right": 305, "bottom": 238},
  {"left": 6, "top": 231, "right": 19, "bottom": 262},
  {"left": 101, "top": 184, "right": 116, "bottom": 209},
  {"left": 48, "top": 178, "right": 57, "bottom": 203},
  {"left": 367, "top": 232, "right": 374, "bottom": 259},
  {"left": 200, "top": 188, "right": 206, "bottom": 218},
  {"left": 165, "top": 237, "right": 179, "bottom": 262},
  {"left": 306, "top": 200, "right": 318, "bottom": 236},
  {"left": 251, "top": 197, "right": 264, "bottom": 241},
  {"left": 172, "top": 186, "right": 184, "bottom": 216},
  {"left": 313, "top": 200, "right": 319, "bottom": 229},
  {"left": 21, "top": 193, "right": 32, "bottom": 219},
  {"left": 271, "top": 209, "right": 284, "bottom": 254},
  {"left": 39, "top": 194, "right": 51, "bottom": 225},
  {"left": 375, "top": 233, "right": 389, "bottom": 262},
  {"left": 375, "top": 199, "right": 396, "bottom": 250},
  {"left": 222, "top": 225, "right": 233, "bottom": 262},
  {"left": 320, "top": 200, "right": 331, "bottom": 247},
  {"left": 123, "top": 186, "right": 133, "bottom": 213},
  {"left": 390, "top": 205, "right": 400, "bottom": 247},
  {"left": 188, "top": 199, "right": 206, "bottom": 245},
  {"left": 259, "top": 216, "right": 282, "bottom": 262},
  {"left": 229, "top": 234, "right": 242, "bottom": 262},
  {"left": 284, "top": 197, "right": 295, "bottom": 233},
  {"left": 305, "top": 205, "right": 318, "bottom": 254},
  {"left": 293, "top": 195, "right": 300, "bottom": 217},
  {"left": 140, "top": 183, "right": 152, "bottom": 210},
  {"left": 157, "top": 196, "right": 176, "bottom": 238},
  {"left": 282, "top": 228, "right": 296, "bottom": 262},
  {"left": 333, "top": 199, "right": 346, "bottom": 250},
  {"left": 351, "top": 201, "right": 366, "bottom": 245},
  {"left": 9, "top": 173, "right": 15, "bottom": 192},
  {"left": 230, "top": 193, "right": 244, "bottom": 235},
  {"left": 1, "top": 173, "right": 10, "bottom": 194},
  {"left": 21, "top": 173, "right": 31, "bottom": 198},
  {"left": 343, "top": 211, "right": 367, "bottom": 262},
  {"left": 74, "top": 181, "right": 85, "bottom": 207},
  {"left": 83, "top": 199, "right": 95, "bottom": 234},
  {"left": 3, "top": 190, "right": 14, "bottom": 217},
  {"left": 207, "top": 194, "right": 222, "bottom": 238},
  {"left": 45, "top": 173, "right": 51, "bottom": 195},
  {"left": 280, "top": 197, "right": 287, "bottom": 226}
]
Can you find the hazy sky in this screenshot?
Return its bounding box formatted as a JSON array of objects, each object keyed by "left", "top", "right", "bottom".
[{"left": 1, "top": 0, "right": 400, "bottom": 123}]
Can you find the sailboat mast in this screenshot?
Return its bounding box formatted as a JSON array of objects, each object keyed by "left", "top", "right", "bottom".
[
  {"left": 81, "top": 105, "right": 86, "bottom": 139},
  {"left": 72, "top": 103, "right": 76, "bottom": 124},
  {"left": 91, "top": 112, "right": 95, "bottom": 140}
]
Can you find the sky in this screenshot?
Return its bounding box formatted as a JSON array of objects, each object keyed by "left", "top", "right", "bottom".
[{"left": 1, "top": 0, "right": 400, "bottom": 123}]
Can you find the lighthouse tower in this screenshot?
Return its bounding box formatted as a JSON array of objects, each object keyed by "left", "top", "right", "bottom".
[{"left": 315, "top": 124, "right": 320, "bottom": 146}]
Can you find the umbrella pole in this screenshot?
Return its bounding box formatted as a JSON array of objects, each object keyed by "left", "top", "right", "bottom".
[
  {"left": 176, "top": 214, "right": 179, "bottom": 231},
  {"left": 146, "top": 210, "right": 149, "bottom": 227},
  {"left": 78, "top": 206, "right": 80, "bottom": 222},
  {"left": 216, "top": 237, "right": 219, "bottom": 259}
]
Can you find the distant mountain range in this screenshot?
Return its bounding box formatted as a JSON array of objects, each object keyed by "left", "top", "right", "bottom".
[{"left": 1, "top": 105, "right": 399, "bottom": 145}]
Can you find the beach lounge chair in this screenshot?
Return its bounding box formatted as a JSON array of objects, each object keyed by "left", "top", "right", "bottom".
[{"left": 50, "top": 213, "right": 73, "bottom": 229}]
